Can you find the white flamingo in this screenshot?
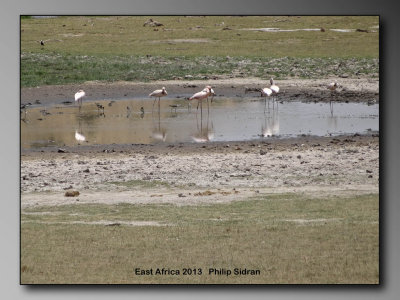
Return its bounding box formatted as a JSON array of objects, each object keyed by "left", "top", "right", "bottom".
[
  {"left": 270, "top": 78, "right": 279, "bottom": 107},
  {"left": 260, "top": 87, "right": 272, "bottom": 112},
  {"left": 74, "top": 90, "right": 85, "bottom": 107},
  {"left": 149, "top": 87, "right": 168, "bottom": 111},
  {"left": 75, "top": 130, "right": 86, "bottom": 142},
  {"left": 328, "top": 82, "right": 338, "bottom": 115}
]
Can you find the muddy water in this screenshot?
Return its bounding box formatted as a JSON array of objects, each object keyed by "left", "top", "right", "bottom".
[{"left": 20, "top": 97, "right": 379, "bottom": 149}]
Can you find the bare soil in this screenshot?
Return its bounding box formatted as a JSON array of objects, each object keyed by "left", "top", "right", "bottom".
[{"left": 21, "top": 134, "right": 379, "bottom": 209}]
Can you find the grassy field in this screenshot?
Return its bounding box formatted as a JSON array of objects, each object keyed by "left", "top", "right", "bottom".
[
  {"left": 21, "top": 193, "right": 379, "bottom": 284},
  {"left": 20, "top": 16, "right": 379, "bottom": 87}
]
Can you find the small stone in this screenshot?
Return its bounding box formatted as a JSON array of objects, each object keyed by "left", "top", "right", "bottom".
[{"left": 65, "top": 191, "right": 80, "bottom": 197}]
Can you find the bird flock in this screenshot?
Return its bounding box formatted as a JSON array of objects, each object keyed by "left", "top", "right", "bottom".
[
  {"left": 70, "top": 79, "right": 340, "bottom": 143},
  {"left": 73, "top": 78, "right": 283, "bottom": 115},
  {"left": 73, "top": 79, "right": 341, "bottom": 117}
]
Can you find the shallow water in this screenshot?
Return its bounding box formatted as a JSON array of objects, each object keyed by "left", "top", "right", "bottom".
[{"left": 21, "top": 97, "right": 379, "bottom": 149}]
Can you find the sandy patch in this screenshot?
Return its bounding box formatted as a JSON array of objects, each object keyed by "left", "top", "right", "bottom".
[
  {"left": 21, "top": 220, "right": 169, "bottom": 226},
  {"left": 149, "top": 38, "right": 213, "bottom": 44},
  {"left": 281, "top": 218, "right": 343, "bottom": 224}
]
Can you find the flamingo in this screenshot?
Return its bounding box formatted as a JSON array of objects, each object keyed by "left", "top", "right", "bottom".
[
  {"left": 74, "top": 90, "right": 85, "bottom": 107},
  {"left": 270, "top": 78, "right": 280, "bottom": 107},
  {"left": 75, "top": 130, "right": 86, "bottom": 142},
  {"left": 327, "top": 82, "right": 338, "bottom": 115},
  {"left": 260, "top": 87, "right": 272, "bottom": 112},
  {"left": 189, "top": 86, "right": 212, "bottom": 115},
  {"left": 149, "top": 87, "right": 167, "bottom": 111},
  {"left": 200, "top": 85, "right": 215, "bottom": 112}
]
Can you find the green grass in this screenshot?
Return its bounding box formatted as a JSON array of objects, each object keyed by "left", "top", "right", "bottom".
[
  {"left": 21, "top": 193, "right": 379, "bottom": 284},
  {"left": 20, "top": 16, "right": 379, "bottom": 87}
]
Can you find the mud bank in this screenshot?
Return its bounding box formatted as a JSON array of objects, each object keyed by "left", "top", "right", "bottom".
[{"left": 21, "top": 77, "right": 379, "bottom": 106}]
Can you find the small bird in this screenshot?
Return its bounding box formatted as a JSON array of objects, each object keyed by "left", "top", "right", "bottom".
[
  {"left": 126, "top": 106, "right": 132, "bottom": 118},
  {"left": 327, "top": 82, "right": 338, "bottom": 92},
  {"left": 169, "top": 104, "right": 180, "bottom": 113},
  {"left": 95, "top": 103, "right": 105, "bottom": 114},
  {"left": 40, "top": 40, "right": 45, "bottom": 46},
  {"left": 74, "top": 90, "right": 86, "bottom": 107},
  {"left": 149, "top": 87, "right": 167, "bottom": 111}
]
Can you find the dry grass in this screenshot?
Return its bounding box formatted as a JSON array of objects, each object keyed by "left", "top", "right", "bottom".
[{"left": 21, "top": 193, "right": 379, "bottom": 284}]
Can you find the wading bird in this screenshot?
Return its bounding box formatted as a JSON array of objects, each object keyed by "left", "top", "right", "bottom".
[
  {"left": 189, "top": 86, "right": 213, "bottom": 115},
  {"left": 260, "top": 87, "right": 272, "bottom": 112},
  {"left": 95, "top": 103, "right": 105, "bottom": 114},
  {"left": 199, "top": 85, "right": 215, "bottom": 112},
  {"left": 270, "top": 78, "right": 280, "bottom": 107},
  {"left": 327, "top": 82, "right": 338, "bottom": 115},
  {"left": 75, "top": 130, "right": 86, "bottom": 142},
  {"left": 149, "top": 87, "right": 168, "bottom": 111},
  {"left": 74, "top": 90, "right": 86, "bottom": 108}
]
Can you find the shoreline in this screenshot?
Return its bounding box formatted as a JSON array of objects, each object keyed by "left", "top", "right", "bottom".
[{"left": 21, "top": 77, "right": 379, "bottom": 106}]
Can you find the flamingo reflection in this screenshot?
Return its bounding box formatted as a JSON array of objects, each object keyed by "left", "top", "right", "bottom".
[
  {"left": 261, "top": 108, "right": 279, "bottom": 138},
  {"left": 75, "top": 119, "right": 87, "bottom": 144},
  {"left": 152, "top": 108, "right": 167, "bottom": 142},
  {"left": 191, "top": 107, "right": 214, "bottom": 143}
]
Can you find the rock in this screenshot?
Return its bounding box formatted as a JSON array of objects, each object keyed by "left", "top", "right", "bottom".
[
  {"left": 143, "top": 19, "right": 163, "bottom": 27},
  {"left": 65, "top": 190, "right": 80, "bottom": 197}
]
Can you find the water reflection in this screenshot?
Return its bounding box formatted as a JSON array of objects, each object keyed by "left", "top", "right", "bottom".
[
  {"left": 191, "top": 109, "right": 214, "bottom": 143},
  {"left": 20, "top": 98, "right": 379, "bottom": 149},
  {"left": 327, "top": 114, "right": 338, "bottom": 131},
  {"left": 152, "top": 109, "right": 167, "bottom": 142},
  {"left": 74, "top": 118, "right": 87, "bottom": 144},
  {"left": 261, "top": 107, "right": 280, "bottom": 137}
]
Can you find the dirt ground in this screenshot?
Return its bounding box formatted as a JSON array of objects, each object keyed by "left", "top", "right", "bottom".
[
  {"left": 20, "top": 78, "right": 379, "bottom": 209},
  {"left": 21, "top": 77, "right": 379, "bottom": 106},
  {"left": 21, "top": 134, "right": 379, "bottom": 209}
]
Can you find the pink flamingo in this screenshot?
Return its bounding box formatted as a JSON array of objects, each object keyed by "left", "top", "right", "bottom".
[
  {"left": 149, "top": 87, "right": 168, "bottom": 111},
  {"left": 189, "top": 86, "right": 213, "bottom": 114}
]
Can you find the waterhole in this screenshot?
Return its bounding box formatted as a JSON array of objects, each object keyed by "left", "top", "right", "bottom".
[{"left": 20, "top": 97, "right": 379, "bottom": 149}]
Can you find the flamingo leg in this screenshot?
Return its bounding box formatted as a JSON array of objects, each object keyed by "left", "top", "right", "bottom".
[
  {"left": 152, "top": 98, "right": 157, "bottom": 111},
  {"left": 200, "top": 100, "right": 203, "bottom": 120}
]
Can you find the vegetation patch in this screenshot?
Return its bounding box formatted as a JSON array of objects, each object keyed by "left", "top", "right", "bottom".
[{"left": 21, "top": 193, "right": 379, "bottom": 284}]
